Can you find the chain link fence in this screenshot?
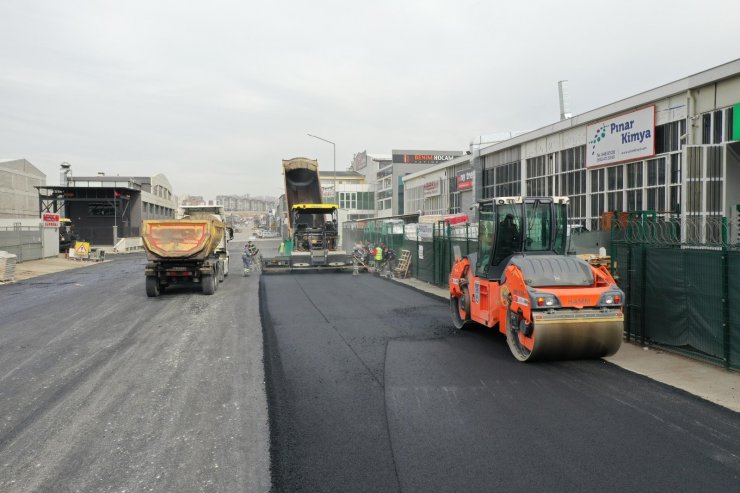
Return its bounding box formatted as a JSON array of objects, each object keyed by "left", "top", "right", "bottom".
[
  {"left": 342, "top": 219, "right": 477, "bottom": 286},
  {"left": 0, "top": 225, "right": 43, "bottom": 262}
]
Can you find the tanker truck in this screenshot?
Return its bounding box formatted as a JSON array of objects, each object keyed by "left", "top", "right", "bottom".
[
  {"left": 262, "top": 157, "right": 351, "bottom": 271},
  {"left": 142, "top": 205, "right": 231, "bottom": 297}
]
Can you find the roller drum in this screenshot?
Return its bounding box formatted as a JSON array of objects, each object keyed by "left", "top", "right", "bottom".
[{"left": 508, "top": 310, "right": 623, "bottom": 362}]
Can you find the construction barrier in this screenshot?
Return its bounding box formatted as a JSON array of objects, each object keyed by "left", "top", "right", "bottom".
[{"left": 611, "top": 214, "right": 739, "bottom": 370}]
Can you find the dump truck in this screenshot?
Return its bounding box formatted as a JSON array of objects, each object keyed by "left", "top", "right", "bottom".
[
  {"left": 142, "top": 205, "right": 231, "bottom": 297},
  {"left": 262, "top": 157, "right": 351, "bottom": 271},
  {"left": 449, "top": 196, "right": 624, "bottom": 361}
]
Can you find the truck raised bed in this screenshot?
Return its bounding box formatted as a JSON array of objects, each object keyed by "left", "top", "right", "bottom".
[
  {"left": 262, "top": 157, "right": 351, "bottom": 272},
  {"left": 142, "top": 207, "right": 231, "bottom": 296}
]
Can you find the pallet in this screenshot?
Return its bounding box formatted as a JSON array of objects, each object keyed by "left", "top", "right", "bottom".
[{"left": 393, "top": 249, "right": 412, "bottom": 279}]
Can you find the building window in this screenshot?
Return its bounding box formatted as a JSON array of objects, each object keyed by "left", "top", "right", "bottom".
[
  {"left": 526, "top": 155, "right": 551, "bottom": 196},
  {"left": 339, "top": 192, "right": 357, "bottom": 209},
  {"left": 713, "top": 110, "right": 723, "bottom": 144},
  {"left": 590, "top": 168, "right": 605, "bottom": 229},
  {"left": 607, "top": 165, "right": 624, "bottom": 212},
  {"left": 702, "top": 113, "right": 712, "bottom": 144},
  {"left": 706, "top": 146, "right": 723, "bottom": 215},
  {"left": 557, "top": 146, "right": 586, "bottom": 223},
  {"left": 626, "top": 162, "right": 643, "bottom": 211},
  {"left": 669, "top": 153, "right": 681, "bottom": 213},
  {"left": 646, "top": 158, "right": 666, "bottom": 211},
  {"left": 655, "top": 120, "right": 685, "bottom": 154},
  {"left": 483, "top": 161, "right": 521, "bottom": 199}
]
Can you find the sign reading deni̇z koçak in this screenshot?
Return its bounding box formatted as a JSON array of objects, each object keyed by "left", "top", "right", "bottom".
[{"left": 586, "top": 105, "right": 655, "bottom": 167}]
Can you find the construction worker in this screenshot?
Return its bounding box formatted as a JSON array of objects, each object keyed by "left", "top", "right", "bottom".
[
  {"left": 242, "top": 244, "right": 252, "bottom": 275},
  {"left": 374, "top": 243, "right": 384, "bottom": 266}
]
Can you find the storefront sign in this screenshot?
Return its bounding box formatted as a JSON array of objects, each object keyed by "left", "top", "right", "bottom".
[
  {"left": 42, "top": 212, "right": 60, "bottom": 228},
  {"left": 734, "top": 103, "right": 740, "bottom": 141},
  {"left": 423, "top": 180, "right": 441, "bottom": 198},
  {"left": 586, "top": 105, "right": 655, "bottom": 167},
  {"left": 456, "top": 169, "right": 474, "bottom": 191},
  {"left": 392, "top": 150, "right": 462, "bottom": 164}
]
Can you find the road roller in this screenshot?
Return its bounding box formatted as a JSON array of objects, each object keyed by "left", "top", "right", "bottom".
[{"left": 449, "top": 196, "right": 624, "bottom": 362}]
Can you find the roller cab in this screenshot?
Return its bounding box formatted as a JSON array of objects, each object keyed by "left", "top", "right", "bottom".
[{"left": 449, "top": 196, "right": 624, "bottom": 362}]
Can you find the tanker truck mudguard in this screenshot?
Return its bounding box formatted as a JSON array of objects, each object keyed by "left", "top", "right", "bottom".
[
  {"left": 262, "top": 157, "right": 351, "bottom": 272},
  {"left": 142, "top": 205, "right": 231, "bottom": 296},
  {"left": 449, "top": 196, "right": 624, "bottom": 362}
]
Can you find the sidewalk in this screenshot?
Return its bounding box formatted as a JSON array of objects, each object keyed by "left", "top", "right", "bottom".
[
  {"left": 4, "top": 254, "right": 111, "bottom": 282},
  {"left": 393, "top": 276, "right": 739, "bottom": 413}
]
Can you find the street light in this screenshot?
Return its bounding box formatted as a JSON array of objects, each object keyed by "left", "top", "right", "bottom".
[{"left": 307, "top": 133, "right": 336, "bottom": 206}]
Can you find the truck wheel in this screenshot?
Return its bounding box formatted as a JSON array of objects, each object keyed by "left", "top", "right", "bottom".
[
  {"left": 218, "top": 260, "right": 225, "bottom": 282},
  {"left": 146, "top": 276, "right": 160, "bottom": 297},
  {"left": 202, "top": 274, "right": 215, "bottom": 295}
]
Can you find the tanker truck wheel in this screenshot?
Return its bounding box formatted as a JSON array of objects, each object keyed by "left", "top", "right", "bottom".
[
  {"left": 145, "top": 276, "right": 160, "bottom": 298},
  {"left": 202, "top": 274, "right": 216, "bottom": 295}
]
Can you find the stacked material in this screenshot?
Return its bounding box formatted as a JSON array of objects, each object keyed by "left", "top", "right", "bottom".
[{"left": 0, "top": 251, "right": 18, "bottom": 282}]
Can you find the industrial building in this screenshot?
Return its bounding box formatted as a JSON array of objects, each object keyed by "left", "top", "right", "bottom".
[
  {"left": 216, "top": 195, "right": 275, "bottom": 212},
  {"left": 318, "top": 170, "right": 375, "bottom": 222},
  {"left": 376, "top": 150, "right": 464, "bottom": 217},
  {"left": 403, "top": 59, "right": 740, "bottom": 241},
  {"left": 0, "top": 159, "right": 46, "bottom": 218},
  {"left": 38, "top": 170, "right": 177, "bottom": 245}
]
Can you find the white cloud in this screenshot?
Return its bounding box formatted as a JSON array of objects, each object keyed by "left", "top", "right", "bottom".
[{"left": 1, "top": 0, "right": 738, "bottom": 198}]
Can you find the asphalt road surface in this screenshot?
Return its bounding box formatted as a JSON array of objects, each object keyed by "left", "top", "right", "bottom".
[
  {"left": 262, "top": 273, "right": 740, "bottom": 493},
  {"left": 0, "top": 239, "right": 270, "bottom": 493}
]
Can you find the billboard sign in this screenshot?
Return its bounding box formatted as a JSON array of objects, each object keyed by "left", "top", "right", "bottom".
[
  {"left": 586, "top": 106, "right": 655, "bottom": 167},
  {"left": 42, "top": 212, "right": 60, "bottom": 228},
  {"left": 456, "top": 169, "right": 474, "bottom": 191},
  {"left": 423, "top": 180, "right": 441, "bottom": 198},
  {"left": 392, "top": 150, "right": 462, "bottom": 165}
]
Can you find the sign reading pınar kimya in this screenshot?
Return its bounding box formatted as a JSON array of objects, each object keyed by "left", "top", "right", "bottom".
[
  {"left": 392, "top": 150, "right": 462, "bottom": 165},
  {"left": 586, "top": 106, "right": 655, "bottom": 167}
]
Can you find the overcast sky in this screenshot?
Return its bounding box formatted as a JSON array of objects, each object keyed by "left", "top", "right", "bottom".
[{"left": 1, "top": 1, "right": 738, "bottom": 200}]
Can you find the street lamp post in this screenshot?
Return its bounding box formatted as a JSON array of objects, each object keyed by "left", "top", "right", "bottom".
[{"left": 307, "top": 133, "right": 336, "bottom": 206}]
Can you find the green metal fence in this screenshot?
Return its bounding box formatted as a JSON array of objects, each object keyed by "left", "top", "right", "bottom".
[
  {"left": 611, "top": 214, "right": 738, "bottom": 370},
  {"left": 342, "top": 220, "right": 477, "bottom": 285}
]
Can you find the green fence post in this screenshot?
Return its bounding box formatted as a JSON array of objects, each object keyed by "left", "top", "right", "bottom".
[
  {"left": 722, "top": 217, "right": 731, "bottom": 368},
  {"left": 640, "top": 244, "right": 647, "bottom": 346},
  {"left": 625, "top": 244, "right": 632, "bottom": 343},
  {"left": 446, "top": 221, "right": 452, "bottom": 286},
  {"left": 415, "top": 230, "right": 419, "bottom": 279},
  {"left": 465, "top": 223, "right": 470, "bottom": 255}
]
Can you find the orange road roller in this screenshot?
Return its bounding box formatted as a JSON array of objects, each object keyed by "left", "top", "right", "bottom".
[{"left": 449, "top": 196, "right": 624, "bottom": 362}]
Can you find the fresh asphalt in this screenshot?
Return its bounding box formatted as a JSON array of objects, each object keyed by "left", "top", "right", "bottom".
[
  {"left": 0, "top": 240, "right": 269, "bottom": 492},
  {"left": 262, "top": 272, "right": 740, "bottom": 492}
]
